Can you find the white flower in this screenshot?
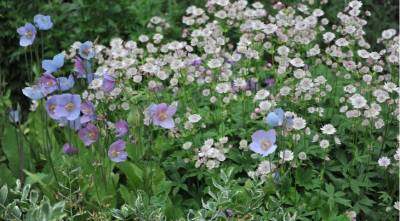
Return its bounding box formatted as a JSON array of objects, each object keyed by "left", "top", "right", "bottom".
[
  {"left": 89, "top": 78, "right": 103, "bottom": 89},
  {"left": 204, "top": 139, "right": 214, "bottom": 148},
  {"left": 394, "top": 201, "right": 400, "bottom": 211},
  {"left": 259, "top": 101, "right": 272, "bottom": 111},
  {"left": 378, "top": 157, "right": 391, "bottom": 168},
  {"left": 323, "top": 32, "right": 335, "bottom": 42},
  {"left": 292, "top": 117, "right": 306, "bottom": 130},
  {"left": 279, "top": 150, "right": 294, "bottom": 162},
  {"left": 349, "top": 94, "right": 367, "bottom": 109},
  {"left": 381, "top": 29, "right": 396, "bottom": 39},
  {"left": 256, "top": 160, "right": 276, "bottom": 175},
  {"left": 215, "top": 83, "right": 231, "bottom": 94},
  {"left": 321, "top": 124, "right": 336, "bottom": 135},
  {"left": 182, "top": 142, "right": 192, "bottom": 150},
  {"left": 290, "top": 58, "right": 305, "bottom": 67},
  {"left": 188, "top": 114, "right": 202, "bottom": 123},
  {"left": 254, "top": 89, "right": 270, "bottom": 100},
  {"left": 319, "top": 139, "right": 330, "bottom": 149},
  {"left": 207, "top": 58, "right": 223, "bottom": 68},
  {"left": 298, "top": 152, "right": 307, "bottom": 160},
  {"left": 239, "top": 140, "right": 248, "bottom": 150}
]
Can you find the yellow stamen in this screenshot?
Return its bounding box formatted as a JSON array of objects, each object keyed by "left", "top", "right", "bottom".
[{"left": 65, "top": 102, "right": 75, "bottom": 112}]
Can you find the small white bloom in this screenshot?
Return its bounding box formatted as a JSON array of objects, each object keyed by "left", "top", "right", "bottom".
[
  {"left": 321, "top": 124, "right": 336, "bottom": 135},
  {"left": 279, "top": 150, "right": 294, "bottom": 162},
  {"left": 290, "top": 58, "right": 305, "bottom": 67},
  {"left": 182, "top": 142, "right": 192, "bottom": 150},
  {"left": 349, "top": 94, "right": 367, "bottom": 109},
  {"left": 188, "top": 114, "right": 202, "bottom": 123},
  {"left": 319, "top": 139, "right": 330, "bottom": 149},
  {"left": 298, "top": 152, "right": 307, "bottom": 160},
  {"left": 292, "top": 117, "right": 306, "bottom": 130},
  {"left": 378, "top": 157, "right": 391, "bottom": 168}
]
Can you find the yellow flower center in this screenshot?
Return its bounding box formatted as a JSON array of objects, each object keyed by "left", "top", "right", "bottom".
[
  {"left": 26, "top": 31, "right": 33, "bottom": 38},
  {"left": 65, "top": 102, "right": 75, "bottom": 112},
  {"left": 111, "top": 150, "right": 120, "bottom": 157},
  {"left": 88, "top": 131, "right": 97, "bottom": 140},
  {"left": 260, "top": 140, "right": 272, "bottom": 151},
  {"left": 82, "top": 107, "right": 90, "bottom": 115},
  {"left": 47, "top": 80, "right": 54, "bottom": 86},
  {"left": 49, "top": 104, "right": 56, "bottom": 113},
  {"left": 158, "top": 112, "right": 168, "bottom": 121}
]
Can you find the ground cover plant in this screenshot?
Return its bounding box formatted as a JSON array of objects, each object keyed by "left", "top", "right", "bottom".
[{"left": 1, "top": 0, "right": 399, "bottom": 220}]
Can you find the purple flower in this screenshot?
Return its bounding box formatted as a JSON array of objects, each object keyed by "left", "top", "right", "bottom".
[
  {"left": 146, "top": 103, "right": 177, "bottom": 129},
  {"left": 38, "top": 73, "right": 58, "bottom": 95},
  {"left": 249, "top": 129, "right": 277, "bottom": 157},
  {"left": 57, "top": 75, "right": 74, "bottom": 91},
  {"left": 191, "top": 58, "right": 202, "bottom": 66},
  {"left": 22, "top": 85, "right": 45, "bottom": 100},
  {"left": 102, "top": 73, "right": 115, "bottom": 92},
  {"left": 57, "top": 94, "right": 81, "bottom": 121},
  {"left": 17, "top": 23, "right": 36, "bottom": 47},
  {"left": 264, "top": 78, "right": 275, "bottom": 87},
  {"left": 42, "top": 52, "right": 64, "bottom": 74},
  {"left": 74, "top": 57, "right": 85, "bottom": 78},
  {"left": 63, "top": 143, "right": 79, "bottom": 155},
  {"left": 33, "top": 14, "right": 53, "bottom": 30},
  {"left": 78, "top": 123, "right": 99, "bottom": 146},
  {"left": 246, "top": 79, "right": 258, "bottom": 92},
  {"left": 79, "top": 41, "right": 95, "bottom": 60},
  {"left": 108, "top": 140, "right": 127, "bottom": 162},
  {"left": 80, "top": 101, "right": 96, "bottom": 124},
  {"left": 45, "top": 95, "right": 61, "bottom": 120},
  {"left": 114, "top": 120, "right": 128, "bottom": 137},
  {"left": 45, "top": 94, "right": 81, "bottom": 121}
]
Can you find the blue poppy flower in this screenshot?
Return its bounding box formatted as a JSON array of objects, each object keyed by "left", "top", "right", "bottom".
[
  {"left": 17, "top": 23, "right": 36, "bottom": 47},
  {"left": 34, "top": 14, "right": 53, "bottom": 30},
  {"left": 79, "top": 41, "right": 95, "bottom": 60},
  {"left": 22, "top": 85, "right": 45, "bottom": 100},
  {"left": 266, "top": 108, "right": 285, "bottom": 127},
  {"left": 42, "top": 52, "right": 64, "bottom": 74},
  {"left": 57, "top": 75, "right": 75, "bottom": 91}
]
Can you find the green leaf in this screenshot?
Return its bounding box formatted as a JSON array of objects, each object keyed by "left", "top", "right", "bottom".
[
  {"left": 0, "top": 185, "right": 7, "bottom": 204},
  {"left": 117, "top": 162, "right": 143, "bottom": 189},
  {"left": 29, "top": 189, "right": 39, "bottom": 204},
  {"left": 11, "top": 205, "right": 22, "bottom": 218}
]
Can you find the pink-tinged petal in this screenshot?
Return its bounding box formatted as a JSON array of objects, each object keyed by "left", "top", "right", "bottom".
[
  {"left": 251, "top": 130, "right": 268, "bottom": 143},
  {"left": 160, "top": 118, "right": 175, "bottom": 129}
]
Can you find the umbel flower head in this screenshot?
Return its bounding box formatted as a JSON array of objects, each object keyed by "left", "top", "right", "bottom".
[
  {"left": 146, "top": 103, "right": 177, "bottom": 129},
  {"left": 17, "top": 23, "right": 36, "bottom": 47},
  {"left": 250, "top": 129, "right": 277, "bottom": 157},
  {"left": 108, "top": 140, "right": 128, "bottom": 162}
]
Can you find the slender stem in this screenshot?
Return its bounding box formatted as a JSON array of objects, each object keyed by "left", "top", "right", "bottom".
[
  {"left": 15, "top": 124, "right": 24, "bottom": 184},
  {"left": 43, "top": 104, "right": 60, "bottom": 187}
]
